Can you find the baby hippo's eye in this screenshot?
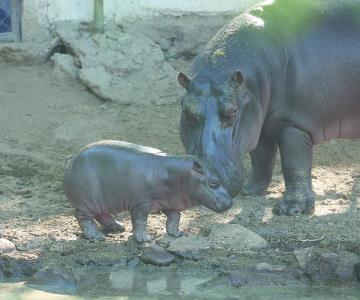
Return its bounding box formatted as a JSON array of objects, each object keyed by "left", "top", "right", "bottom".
[
  {"left": 220, "top": 101, "right": 239, "bottom": 127},
  {"left": 182, "top": 98, "right": 201, "bottom": 125},
  {"left": 208, "top": 177, "right": 220, "bottom": 189}
]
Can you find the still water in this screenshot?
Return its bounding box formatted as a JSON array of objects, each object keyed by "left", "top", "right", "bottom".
[{"left": 1, "top": 268, "right": 359, "bottom": 300}]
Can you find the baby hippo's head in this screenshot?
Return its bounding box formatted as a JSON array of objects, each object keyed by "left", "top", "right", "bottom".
[{"left": 187, "top": 159, "right": 234, "bottom": 213}]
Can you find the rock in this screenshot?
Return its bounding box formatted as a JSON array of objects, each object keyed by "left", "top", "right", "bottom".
[
  {"left": 139, "top": 245, "right": 175, "bottom": 266},
  {"left": 15, "top": 188, "right": 32, "bottom": 196},
  {"left": 0, "top": 239, "right": 16, "bottom": 254},
  {"left": 202, "top": 267, "right": 309, "bottom": 288},
  {"left": 224, "top": 272, "right": 248, "bottom": 288},
  {"left": 294, "top": 247, "right": 360, "bottom": 286},
  {"left": 205, "top": 223, "right": 268, "bottom": 251},
  {"left": 0, "top": 39, "right": 58, "bottom": 65},
  {"left": 126, "top": 257, "right": 140, "bottom": 269},
  {"left": 0, "top": 269, "right": 3, "bottom": 282},
  {"left": 26, "top": 266, "right": 77, "bottom": 292},
  {"left": 70, "top": 243, "right": 130, "bottom": 267},
  {"left": 51, "top": 53, "right": 79, "bottom": 80},
  {"left": 256, "top": 262, "right": 285, "bottom": 272},
  {"left": 0, "top": 252, "right": 40, "bottom": 278},
  {"left": 167, "top": 235, "right": 211, "bottom": 261},
  {"left": 56, "top": 26, "right": 182, "bottom": 105},
  {"left": 354, "top": 263, "right": 360, "bottom": 282}
]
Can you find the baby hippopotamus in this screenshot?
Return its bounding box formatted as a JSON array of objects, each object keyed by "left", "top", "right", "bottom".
[{"left": 63, "top": 140, "right": 233, "bottom": 242}]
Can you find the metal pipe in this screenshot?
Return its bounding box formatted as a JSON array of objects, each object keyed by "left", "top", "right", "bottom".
[{"left": 94, "top": 0, "right": 104, "bottom": 33}]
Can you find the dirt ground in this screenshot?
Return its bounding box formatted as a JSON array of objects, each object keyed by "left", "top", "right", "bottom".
[{"left": 0, "top": 61, "right": 360, "bottom": 286}]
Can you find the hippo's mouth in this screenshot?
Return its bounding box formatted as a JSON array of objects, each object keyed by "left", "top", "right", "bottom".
[
  {"left": 201, "top": 186, "right": 233, "bottom": 213},
  {"left": 214, "top": 199, "right": 234, "bottom": 213}
]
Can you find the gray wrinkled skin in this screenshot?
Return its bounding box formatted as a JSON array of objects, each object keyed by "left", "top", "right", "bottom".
[
  {"left": 178, "top": 0, "right": 360, "bottom": 215},
  {"left": 63, "top": 140, "right": 233, "bottom": 242}
]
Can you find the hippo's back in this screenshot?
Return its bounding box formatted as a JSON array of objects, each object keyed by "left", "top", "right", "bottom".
[{"left": 63, "top": 140, "right": 165, "bottom": 216}]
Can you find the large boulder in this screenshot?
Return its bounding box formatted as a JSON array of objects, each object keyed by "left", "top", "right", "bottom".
[{"left": 56, "top": 25, "right": 182, "bottom": 105}]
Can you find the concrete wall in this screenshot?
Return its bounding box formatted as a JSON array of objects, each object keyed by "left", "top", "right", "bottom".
[{"left": 22, "top": 0, "right": 260, "bottom": 41}]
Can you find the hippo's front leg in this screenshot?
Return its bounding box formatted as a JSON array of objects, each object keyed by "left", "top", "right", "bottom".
[
  {"left": 273, "top": 127, "right": 315, "bottom": 216},
  {"left": 243, "top": 133, "right": 278, "bottom": 196},
  {"left": 130, "top": 204, "right": 153, "bottom": 243},
  {"left": 162, "top": 209, "right": 183, "bottom": 237}
]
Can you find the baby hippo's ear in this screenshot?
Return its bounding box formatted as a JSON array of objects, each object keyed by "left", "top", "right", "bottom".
[
  {"left": 191, "top": 160, "right": 205, "bottom": 178},
  {"left": 178, "top": 72, "right": 191, "bottom": 89}
]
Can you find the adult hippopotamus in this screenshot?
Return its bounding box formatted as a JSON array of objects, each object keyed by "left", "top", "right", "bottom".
[
  {"left": 63, "top": 140, "right": 233, "bottom": 242},
  {"left": 177, "top": 0, "right": 360, "bottom": 215}
]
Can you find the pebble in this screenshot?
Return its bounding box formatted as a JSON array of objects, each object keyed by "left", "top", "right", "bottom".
[
  {"left": 0, "top": 238, "right": 16, "bottom": 254},
  {"left": 26, "top": 266, "right": 77, "bottom": 291},
  {"left": 139, "top": 245, "right": 175, "bottom": 266}
]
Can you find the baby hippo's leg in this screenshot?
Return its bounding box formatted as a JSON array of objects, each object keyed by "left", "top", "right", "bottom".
[
  {"left": 162, "top": 209, "right": 183, "bottom": 237},
  {"left": 95, "top": 213, "right": 125, "bottom": 233},
  {"left": 75, "top": 209, "right": 105, "bottom": 241},
  {"left": 130, "top": 205, "right": 153, "bottom": 243}
]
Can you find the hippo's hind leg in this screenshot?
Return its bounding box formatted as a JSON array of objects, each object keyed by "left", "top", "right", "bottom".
[
  {"left": 162, "top": 209, "right": 183, "bottom": 237},
  {"left": 243, "top": 133, "right": 277, "bottom": 196},
  {"left": 130, "top": 204, "right": 153, "bottom": 243},
  {"left": 75, "top": 209, "right": 105, "bottom": 241},
  {"left": 273, "top": 127, "right": 315, "bottom": 216},
  {"left": 95, "top": 213, "right": 125, "bottom": 233}
]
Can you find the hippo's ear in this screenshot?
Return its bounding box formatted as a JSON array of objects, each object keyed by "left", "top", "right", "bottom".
[
  {"left": 177, "top": 72, "right": 191, "bottom": 89},
  {"left": 231, "top": 71, "right": 244, "bottom": 86}
]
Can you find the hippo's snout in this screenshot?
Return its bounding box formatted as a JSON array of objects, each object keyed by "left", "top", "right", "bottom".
[
  {"left": 201, "top": 184, "right": 234, "bottom": 213},
  {"left": 214, "top": 198, "right": 234, "bottom": 213}
]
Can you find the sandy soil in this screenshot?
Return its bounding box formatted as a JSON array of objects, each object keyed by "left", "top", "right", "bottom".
[{"left": 0, "top": 62, "right": 359, "bottom": 282}]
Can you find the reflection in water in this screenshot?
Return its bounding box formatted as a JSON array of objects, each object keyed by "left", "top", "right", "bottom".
[
  {"left": 76, "top": 267, "right": 212, "bottom": 298},
  {"left": 1, "top": 268, "right": 360, "bottom": 300},
  {"left": 109, "top": 268, "right": 210, "bottom": 296}
]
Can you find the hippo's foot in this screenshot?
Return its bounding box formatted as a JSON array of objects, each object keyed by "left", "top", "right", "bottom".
[
  {"left": 167, "top": 229, "right": 184, "bottom": 238},
  {"left": 272, "top": 195, "right": 315, "bottom": 216},
  {"left": 133, "top": 231, "right": 154, "bottom": 243},
  {"left": 95, "top": 214, "right": 125, "bottom": 233},
  {"left": 242, "top": 181, "right": 267, "bottom": 196},
  {"left": 163, "top": 209, "right": 182, "bottom": 238},
  {"left": 79, "top": 219, "right": 105, "bottom": 241},
  {"left": 105, "top": 221, "right": 125, "bottom": 233}
]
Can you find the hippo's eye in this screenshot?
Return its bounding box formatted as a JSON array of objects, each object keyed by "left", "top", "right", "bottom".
[
  {"left": 208, "top": 178, "right": 220, "bottom": 189},
  {"left": 228, "top": 106, "right": 238, "bottom": 118}
]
